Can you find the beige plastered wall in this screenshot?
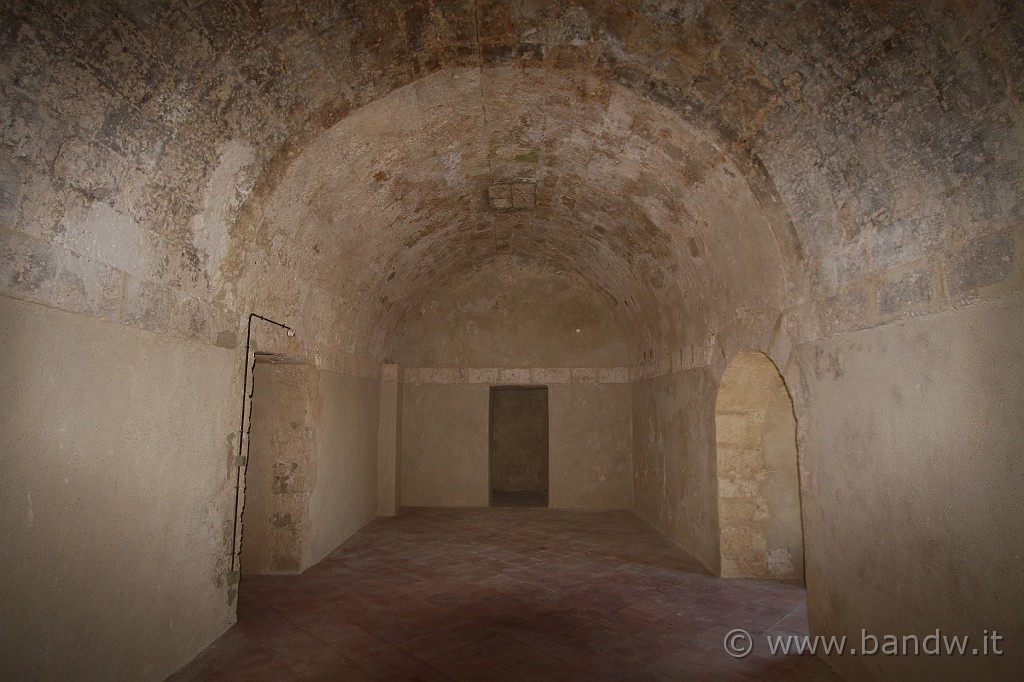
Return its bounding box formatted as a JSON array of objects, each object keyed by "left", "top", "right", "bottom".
[
  {"left": 0, "top": 296, "right": 239, "bottom": 681},
  {"left": 377, "top": 367, "right": 401, "bottom": 516},
  {"left": 399, "top": 375, "right": 635, "bottom": 510},
  {"left": 549, "top": 382, "right": 632, "bottom": 509},
  {"left": 794, "top": 292, "right": 1024, "bottom": 682},
  {"left": 632, "top": 367, "right": 720, "bottom": 573},
  {"left": 304, "top": 369, "right": 381, "bottom": 566},
  {"left": 400, "top": 382, "right": 490, "bottom": 507}
]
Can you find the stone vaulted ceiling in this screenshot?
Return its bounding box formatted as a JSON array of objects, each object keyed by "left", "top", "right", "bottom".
[{"left": 2, "top": 0, "right": 1021, "bottom": 368}]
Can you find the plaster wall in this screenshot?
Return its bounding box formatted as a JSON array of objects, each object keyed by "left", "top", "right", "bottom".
[
  {"left": 549, "top": 383, "right": 632, "bottom": 510},
  {"left": 305, "top": 370, "right": 381, "bottom": 566},
  {"left": 377, "top": 372, "right": 401, "bottom": 516},
  {"left": 401, "top": 379, "right": 635, "bottom": 510},
  {"left": 0, "top": 296, "right": 237, "bottom": 681},
  {"left": 400, "top": 383, "right": 490, "bottom": 507},
  {"left": 762, "top": 388, "right": 803, "bottom": 581},
  {"left": 632, "top": 368, "right": 719, "bottom": 573},
  {"left": 795, "top": 292, "right": 1024, "bottom": 681}
]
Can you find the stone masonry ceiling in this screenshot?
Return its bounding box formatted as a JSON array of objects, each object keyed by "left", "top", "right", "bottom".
[
  {"left": 231, "top": 67, "right": 787, "bottom": 362},
  {"left": 2, "top": 0, "right": 1021, "bottom": 368}
]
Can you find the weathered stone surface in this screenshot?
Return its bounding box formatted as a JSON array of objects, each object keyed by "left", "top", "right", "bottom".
[
  {"left": 947, "top": 229, "right": 1017, "bottom": 298},
  {"left": 5, "top": 0, "right": 1016, "bottom": 360},
  {"left": 877, "top": 264, "right": 937, "bottom": 320},
  {"left": 1, "top": 3, "right": 1022, "bottom": 681}
]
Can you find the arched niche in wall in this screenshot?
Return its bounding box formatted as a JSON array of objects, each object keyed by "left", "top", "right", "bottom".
[{"left": 716, "top": 351, "right": 804, "bottom": 583}]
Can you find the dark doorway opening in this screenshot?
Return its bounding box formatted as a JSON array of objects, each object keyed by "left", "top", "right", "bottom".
[{"left": 489, "top": 386, "right": 549, "bottom": 507}]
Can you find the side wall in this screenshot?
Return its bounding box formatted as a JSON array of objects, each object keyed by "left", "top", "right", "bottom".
[
  {"left": 795, "top": 293, "right": 1024, "bottom": 681},
  {"left": 0, "top": 297, "right": 238, "bottom": 681},
  {"left": 305, "top": 370, "right": 381, "bottom": 566},
  {"left": 377, "top": 370, "right": 401, "bottom": 516},
  {"left": 632, "top": 368, "right": 719, "bottom": 573}
]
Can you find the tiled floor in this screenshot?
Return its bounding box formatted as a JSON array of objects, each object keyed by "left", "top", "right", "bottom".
[
  {"left": 490, "top": 489, "right": 548, "bottom": 508},
  {"left": 170, "top": 508, "right": 842, "bottom": 681}
]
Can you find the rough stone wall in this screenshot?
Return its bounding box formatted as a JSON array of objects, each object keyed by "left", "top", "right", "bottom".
[
  {"left": 715, "top": 351, "right": 802, "bottom": 583},
  {"left": 253, "top": 64, "right": 785, "bottom": 366},
  {"left": 242, "top": 361, "right": 318, "bottom": 574},
  {"left": 716, "top": 409, "right": 771, "bottom": 578},
  {"left": 3, "top": 1, "right": 1019, "bottom": 365},
  {"left": 395, "top": 256, "right": 632, "bottom": 369}
]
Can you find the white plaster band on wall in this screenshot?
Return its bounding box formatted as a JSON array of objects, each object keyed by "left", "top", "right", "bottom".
[{"left": 400, "top": 366, "right": 633, "bottom": 385}]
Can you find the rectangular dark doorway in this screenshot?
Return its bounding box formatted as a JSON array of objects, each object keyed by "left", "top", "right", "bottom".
[{"left": 489, "top": 386, "right": 549, "bottom": 508}]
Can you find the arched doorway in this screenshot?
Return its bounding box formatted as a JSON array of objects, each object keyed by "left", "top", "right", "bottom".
[{"left": 716, "top": 351, "right": 804, "bottom": 583}]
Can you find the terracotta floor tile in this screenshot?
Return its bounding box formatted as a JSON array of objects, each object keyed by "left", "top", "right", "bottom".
[
  {"left": 467, "top": 632, "right": 568, "bottom": 678},
  {"left": 401, "top": 624, "right": 494, "bottom": 662},
  {"left": 169, "top": 508, "right": 842, "bottom": 682}
]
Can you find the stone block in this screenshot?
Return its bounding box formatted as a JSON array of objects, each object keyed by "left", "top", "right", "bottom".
[
  {"left": 877, "top": 265, "right": 936, "bottom": 319},
  {"left": 822, "top": 283, "right": 873, "bottom": 337},
  {"left": 718, "top": 474, "right": 763, "bottom": 499},
  {"left": 57, "top": 196, "right": 156, "bottom": 278},
  {"left": 272, "top": 461, "right": 311, "bottom": 494},
  {"left": 720, "top": 525, "right": 768, "bottom": 556},
  {"left": 53, "top": 248, "right": 123, "bottom": 322},
  {"left": 715, "top": 413, "right": 763, "bottom": 447},
  {"left": 0, "top": 228, "right": 57, "bottom": 303},
  {"left": 2, "top": 92, "right": 65, "bottom": 166},
  {"left": 947, "top": 230, "right": 1016, "bottom": 295},
  {"left": 716, "top": 444, "right": 765, "bottom": 481},
  {"left": 766, "top": 548, "right": 795, "bottom": 577},
  {"left": 0, "top": 150, "right": 20, "bottom": 229},
  {"left": 53, "top": 138, "right": 127, "bottom": 202},
  {"left": 121, "top": 276, "right": 174, "bottom": 335},
  {"left": 36, "top": 58, "right": 115, "bottom": 139},
  {"left": 720, "top": 497, "right": 769, "bottom": 524},
  {"left": 571, "top": 367, "right": 598, "bottom": 383}
]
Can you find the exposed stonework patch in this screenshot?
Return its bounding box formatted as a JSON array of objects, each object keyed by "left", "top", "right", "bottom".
[
  {"left": 716, "top": 351, "right": 803, "bottom": 583},
  {"left": 189, "top": 140, "right": 256, "bottom": 285}
]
